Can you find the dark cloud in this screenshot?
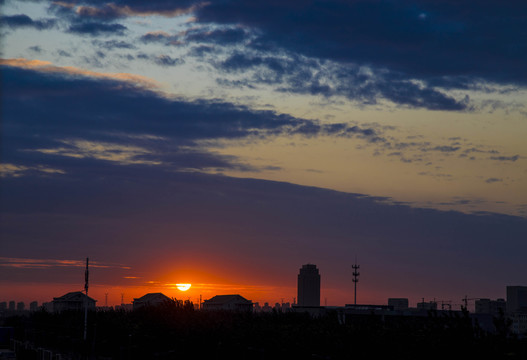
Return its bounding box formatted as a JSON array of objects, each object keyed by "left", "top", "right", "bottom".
[
  {"left": 76, "top": 4, "right": 122, "bottom": 20},
  {"left": 28, "top": 45, "right": 43, "bottom": 53},
  {"left": 490, "top": 155, "right": 520, "bottom": 162},
  {"left": 68, "top": 22, "right": 127, "bottom": 36},
  {"left": 93, "top": 39, "right": 136, "bottom": 50},
  {"left": 1, "top": 164, "right": 526, "bottom": 300},
  {"left": 196, "top": 0, "right": 527, "bottom": 87},
  {"left": 140, "top": 31, "right": 179, "bottom": 44},
  {"left": 485, "top": 178, "right": 502, "bottom": 184},
  {"left": 154, "top": 54, "right": 185, "bottom": 67},
  {"left": 44, "top": 0, "right": 526, "bottom": 109},
  {"left": 424, "top": 146, "right": 461, "bottom": 153},
  {"left": 0, "top": 65, "right": 366, "bottom": 176},
  {"left": 57, "top": 49, "right": 72, "bottom": 57},
  {"left": 189, "top": 42, "right": 217, "bottom": 56},
  {"left": 47, "top": 1, "right": 527, "bottom": 89},
  {"left": 0, "top": 14, "right": 56, "bottom": 30},
  {"left": 185, "top": 27, "right": 247, "bottom": 45},
  {"left": 215, "top": 52, "right": 467, "bottom": 111}
]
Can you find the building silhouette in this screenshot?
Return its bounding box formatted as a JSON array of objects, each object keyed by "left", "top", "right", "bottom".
[
  {"left": 388, "top": 298, "right": 409, "bottom": 311},
  {"left": 132, "top": 293, "right": 173, "bottom": 310},
  {"left": 52, "top": 292, "right": 96, "bottom": 312},
  {"left": 297, "top": 264, "right": 320, "bottom": 307},
  {"left": 16, "top": 302, "right": 25, "bottom": 312},
  {"left": 475, "top": 298, "right": 506, "bottom": 315},
  {"left": 506, "top": 286, "right": 527, "bottom": 314},
  {"left": 202, "top": 295, "right": 253, "bottom": 311}
]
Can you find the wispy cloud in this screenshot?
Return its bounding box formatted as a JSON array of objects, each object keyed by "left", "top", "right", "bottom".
[
  {"left": 490, "top": 155, "right": 520, "bottom": 162},
  {"left": 0, "top": 257, "right": 131, "bottom": 270},
  {"left": 0, "top": 163, "right": 65, "bottom": 178},
  {"left": 29, "top": 139, "right": 162, "bottom": 166},
  {"left": 0, "top": 58, "right": 160, "bottom": 89}
]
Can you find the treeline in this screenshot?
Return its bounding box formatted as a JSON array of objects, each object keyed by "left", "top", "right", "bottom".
[{"left": 4, "top": 303, "right": 527, "bottom": 359}]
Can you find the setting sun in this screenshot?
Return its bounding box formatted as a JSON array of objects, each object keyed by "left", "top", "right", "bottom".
[{"left": 176, "top": 284, "right": 191, "bottom": 291}]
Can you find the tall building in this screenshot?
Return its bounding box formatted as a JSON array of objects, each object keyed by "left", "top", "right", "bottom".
[
  {"left": 475, "top": 298, "right": 506, "bottom": 315},
  {"left": 30, "top": 301, "right": 39, "bottom": 312},
  {"left": 507, "top": 286, "right": 527, "bottom": 314},
  {"left": 16, "top": 302, "right": 25, "bottom": 311},
  {"left": 297, "top": 264, "right": 320, "bottom": 306},
  {"left": 388, "top": 298, "right": 409, "bottom": 311}
]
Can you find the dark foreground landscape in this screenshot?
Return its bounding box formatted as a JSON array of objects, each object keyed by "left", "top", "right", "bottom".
[{"left": 3, "top": 303, "right": 527, "bottom": 360}]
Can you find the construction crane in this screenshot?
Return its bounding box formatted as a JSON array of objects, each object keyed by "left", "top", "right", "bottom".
[
  {"left": 439, "top": 300, "right": 452, "bottom": 311},
  {"left": 462, "top": 296, "right": 485, "bottom": 311}
]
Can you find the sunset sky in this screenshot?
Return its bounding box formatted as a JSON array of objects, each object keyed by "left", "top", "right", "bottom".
[{"left": 1, "top": 0, "right": 526, "bottom": 308}]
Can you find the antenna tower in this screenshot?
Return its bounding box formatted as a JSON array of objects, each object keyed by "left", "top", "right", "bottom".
[
  {"left": 352, "top": 260, "right": 360, "bottom": 305},
  {"left": 84, "top": 257, "right": 89, "bottom": 341}
]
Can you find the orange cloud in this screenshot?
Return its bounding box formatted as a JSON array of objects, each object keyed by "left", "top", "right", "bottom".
[
  {"left": 74, "top": 2, "right": 209, "bottom": 18},
  {"left": 0, "top": 58, "right": 160, "bottom": 89}
]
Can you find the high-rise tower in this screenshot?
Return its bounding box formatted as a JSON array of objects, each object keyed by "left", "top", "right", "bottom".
[{"left": 297, "top": 264, "right": 320, "bottom": 306}]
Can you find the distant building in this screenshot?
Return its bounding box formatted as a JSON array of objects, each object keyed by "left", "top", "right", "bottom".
[
  {"left": 16, "top": 302, "right": 24, "bottom": 312},
  {"left": 8, "top": 301, "right": 15, "bottom": 311},
  {"left": 511, "top": 312, "right": 527, "bottom": 336},
  {"left": 0, "top": 302, "right": 6, "bottom": 311},
  {"left": 52, "top": 291, "right": 97, "bottom": 312},
  {"left": 297, "top": 264, "right": 320, "bottom": 307},
  {"left": 417, "top": 300, "right": 437, "bottom": 311},
  {"left": 42, "top": 302, "right": 53, "bottom": 312},
  {"left": 507, "top": 286, "right": 527, "bottom": 314},
  {"left": 115, "top": 303, "right": 133, "bottom": 311},
  {"left": 388, "top": 298, "right": 409, "bottom": 311},
  {"left": 261, "top": 302, "right": 272, "bottom": 312},
  {"left": 133, "top": 293, "right": 173, "bottom": 310},
  {"left": 29, "top": 301, "right": 38, "bottom": 312},
  {"left": 475, "top": 298, "right": 506, "bottom": 315},
  {"left": 202, "top": 295, "right": 253, "bottom": 311}
]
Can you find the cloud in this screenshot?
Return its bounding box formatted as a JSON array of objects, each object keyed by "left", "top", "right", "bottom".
[
  {"left": 68, "top": 22, "right": 127, "bottom": 36},
  {"left": 485, "top": 178, "right": 502, "bottom": 184},
  {"left": 423, "top": 146, "right": 461, "bottom": 153},
  {"left": 44, "top": 1, "right": 526, "bottom": 110},
  {"left": 212, "top": 52, "right": 468, "bottom": 111},
  {"left": 28, "top": 45, "right": 43, "bottom": 53},
  {"left": 74, "top": 2, "right": 201, "bottom": 19},
  {"left": 1, "top": 166, "right": 526, "bottom": 300},
  {"left": 0, "top": 58, "right": 159, "bottom": 89},
  {"left": 185, "top": 27, "right": 247, "bottom": 45},
  {"left": 29, "top": 139, "right": 162, "bottom": 166},
  {"left": 0, "top": 257, "right": 130, "bottom": 270},
  {"left": 490, "top": 155, "right": 520, "bottom": 162},
  {"left": 154, "top": 54, "right": 185, "bottom": 66},
  {"left": 0, "top": 163, "right": 65, "bottom": 178},
  {"left": 1, "top": 60, "right": 376, "bottom": 178},
  {"left": 92, "top": 39, "right": 137, "bottom": 50},
  {"left": 195, "top": 0, "right": 527, "bottom": 87},
  {"left": 0, "top": 14, "right": 56, "bottom": 30}
]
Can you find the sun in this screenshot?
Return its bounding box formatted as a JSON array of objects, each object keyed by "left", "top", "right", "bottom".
[{"left": 176, "top": 283, "right": 191, "bottom": 291}]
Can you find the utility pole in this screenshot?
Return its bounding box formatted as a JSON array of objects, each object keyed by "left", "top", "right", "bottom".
[
  {"left": 352, "top": 260, "right": 360, "bottom": 305},
  {"left": 84, "top": 257, "right": 89, "bottom": 341}
]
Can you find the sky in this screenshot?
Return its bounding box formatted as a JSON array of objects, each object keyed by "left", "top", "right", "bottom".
[{"left": 1, "top": 0, "right": 526, "bottom": 308}]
